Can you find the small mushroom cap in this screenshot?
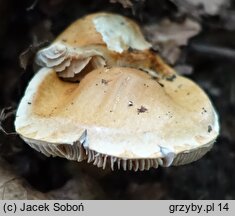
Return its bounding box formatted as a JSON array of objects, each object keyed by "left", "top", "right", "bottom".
[
  {"left": 55, "top": 13, "right": 151, "bottom": 52},
  {"left": 35, "top": 12, "right": 174, "bottom": 80},
  {"left": 15, "top": 67, "right": 219, "bottom": 170}
]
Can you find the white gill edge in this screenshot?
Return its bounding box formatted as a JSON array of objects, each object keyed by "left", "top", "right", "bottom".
[
  {"left": 21, "top": 133, "right": 215, "bottom": 171},
  {"left": 15, "top": 67, "right": 219, "bottom": 170}
]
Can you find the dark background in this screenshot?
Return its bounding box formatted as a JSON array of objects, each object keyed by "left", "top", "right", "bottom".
[{"left": 0, "top": 0, "right": 235, "bottom": 199}]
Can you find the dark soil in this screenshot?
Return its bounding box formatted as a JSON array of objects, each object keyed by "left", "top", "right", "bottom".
[{"left": 0, "top": 0, "right": 235, "bottom": 199}]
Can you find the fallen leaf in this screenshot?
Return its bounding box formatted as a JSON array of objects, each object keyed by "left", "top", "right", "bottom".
[
  {"left": 109, "top": 0, "right": 133, "bottom": 8},
  {"left": 19, "top": 41, "right": 50, "bottom": 70},
  {"left": 0, "top": 158, "right": 105, "bottom": 200},
  {"left": 48, "top": 175, "right": 105, "bottom": 199},
  {"left": 144, "top": 18, "right": 201, "bottom": 64},
  {"left": 144, "top": 18, "right": 201, "bottom": 47},
  {"left": 171, "top": 0, "right": 231, "bottom": 16},
  {"left": 0, "top": 158, "right": 48, "bottom": 200}
]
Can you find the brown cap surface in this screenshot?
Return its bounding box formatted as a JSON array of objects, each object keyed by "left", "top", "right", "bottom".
[
  {"left": 15, "top": 67, "right": 219, "bottom": 170},
  {"left": 35, "top": 13, "right": 174, "bottom": 81}
]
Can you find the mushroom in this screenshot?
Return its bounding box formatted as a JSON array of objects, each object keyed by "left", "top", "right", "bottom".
[
  {"left": 15, "top": 66, "right": 219, "bottom": 171},
  {"left": 15, "top": 12, "right": 219, "bottom": 170},
  {"left": 35, "top": 13, "right": 175, "bottom": 81}
]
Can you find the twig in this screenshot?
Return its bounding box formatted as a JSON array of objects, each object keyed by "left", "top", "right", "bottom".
[
  {"left": 26, "top": 0, "right": 39, "bottom": 11},
  {"left": 190, "top": 43, "right": 235, "bottom": 60},
  {"left": 0, "top": 107, "right": 17, "bottom": 135}
]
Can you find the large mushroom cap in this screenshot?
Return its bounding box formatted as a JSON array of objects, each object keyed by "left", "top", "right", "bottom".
[{"left": 15, "top": 67, "right": 219, "bottom": 171}]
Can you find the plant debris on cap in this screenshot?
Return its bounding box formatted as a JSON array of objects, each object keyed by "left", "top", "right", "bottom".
[
  {"left": 15, "top": 13, "right": 219, "bottom": 171},
  {"left": 35, "top": 13, "right": 175, "bottom": 81}
]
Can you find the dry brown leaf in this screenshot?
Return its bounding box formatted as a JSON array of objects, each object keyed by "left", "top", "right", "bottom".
[
  {"left": 48, "top": 175, "right": 105, "bottom": 199},
  {"left": 190, "top": 0, "right": 230, "bottom": 15},
  {"left": 19, "top": 41, "right": 50, "bottom": 70},
  {"left": 0, "top": 158, "right": 105, "bottom": 200},
  {"left": 144, "top": 18, "right": 201, "bottom": 64},
  {"left": 0, "top": 159, "right": 48, "bottom": 200},
  {"left": 144, "top": 18, "right": 201, "bottom": 47},
  {"left": 110, "top": 0, "right": 133, "bottom": 8},
  {"left": 171, "top": 0, "right": 231, "bottom": 16}
]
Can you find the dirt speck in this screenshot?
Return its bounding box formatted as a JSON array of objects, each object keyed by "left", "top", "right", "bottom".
[
  {"left": 128, "top": 101, "right": 133, "bottom": 107},
  {"left": 157, "top": 81, "right": 164, "bottom": 87},
  {"left": 166, "top": 74, "right": 177, "bottom": 82},
  {"left": 101, "top": 79, "right": 111, "bottom": 85},
  {"left": 208, "top": 125, "right": 212, "bottom": 133},
  {"left": 137, "top": 106, "right": 148, "bottom": 114},
  {"left": 202, "top": 107, "right": 207, "bottom": 114}
]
